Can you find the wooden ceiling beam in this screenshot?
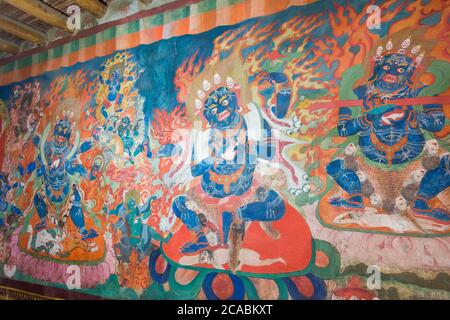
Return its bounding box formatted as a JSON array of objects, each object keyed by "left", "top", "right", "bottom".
[
  {"left": 0, "top": 38, "right": 20, "bottom": 54},
  {"left": 3, "top": 0, "right": 72, "bottom": 33},
  {"left": 0, "top": 14, "right": 47, "bottom": 45},
  {"left": 74, "top": 0, "right": 108, "bottom": 19}
]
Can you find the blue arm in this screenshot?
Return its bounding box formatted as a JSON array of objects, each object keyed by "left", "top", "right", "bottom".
[
  {"left": 337, "top": 107, "right": 368, "bottom": 137},
  {"left": 80, "top": 140, "right": 94, "bottom": 153},
  {"left": 191, "top": 158, "right": 213, "bottom": 177},
  {"left": 116, "top": 204, "right": 127, "bottom": 217},
  {"left": 26, "top": 162, "right": 36, "bottom": 174},
  {"left": 140, "top": 195, "right": 157, "bottom": 218},
  {"left": 417, "top": 104, "right": 445, "bottom": 132},
  {"left": 133, "top": 144, "right": 144, "bottom": 157},
  {"left": 140, "top": 196, "right": 156, "bottom": 212},
  {"left": 67, "top": 161, "right": 87, "bottom": 176},
  {"left": 11, "top": 205, "right": 22, "bottom": 216},
  {"left": 157, "top": 143, "right": 181, "bottom": 158},
  {"left": 18, "top": 164, "right": 24, "bottom": 176},
  {"left": 265, "top": 72, "right": 292, "bottom": 119},
  {"left": 32, "top": 154, "right": 46, "bottom": 177},
  {"left": 37, "top": 166, "right": 45, "bottom": 177}
]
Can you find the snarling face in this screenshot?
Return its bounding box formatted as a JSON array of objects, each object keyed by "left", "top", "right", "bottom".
[
  {"left": 203, "top": 87, "right": 240, "bottom": 129},
  {"left": 372, "top": 53, "right": 415, "bottom": 92},
  {"left": 52, "top": 118, "right": 72, "bottom": 151}
]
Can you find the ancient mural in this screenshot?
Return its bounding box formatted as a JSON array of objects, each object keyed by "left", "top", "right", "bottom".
[{"left": 0, "top": 0, "right": 449, "bottom": 300}]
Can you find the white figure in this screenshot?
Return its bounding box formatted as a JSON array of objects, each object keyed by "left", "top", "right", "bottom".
[
  {"left": 356, "top": 171, "right": 367, "bottom": 183},
  {"left": 205, "top": 230, "right": 219, "bottom": 247},
  {"left": 333, "top": 208, "right": 419, "bottom": 233},
  {"left": 411, "top": 169, "right": 425, "bottom": 185},
  {"left": 344, "top": 143, "right": 357, "bottom": 156},
  {"left": 370, "top": 193, "right": 383, "bottom": 208},
  {"left": 179, "top": 246, "right": 286, "bottom": 271},
  {"left": 213, "top": 73, "right": 221, "bottom": 84},
  {"left": 424, "top": 139, "right": 439, "bottom": 155},
  {"left": 35, "top": 229, "right": 63, "bottom": 256}
]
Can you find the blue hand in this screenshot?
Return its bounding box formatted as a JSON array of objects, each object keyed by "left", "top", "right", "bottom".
[
  {"left": 264, "top": 72, "right": 288, "bottom": 85},
  {"left": 80, "top": 140, "right": 94, "bottom": 153}
]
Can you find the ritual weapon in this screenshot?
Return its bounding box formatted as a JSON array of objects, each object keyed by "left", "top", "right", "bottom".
[{"left": 309, "top": 96, "right": 450, "bottom": 110}]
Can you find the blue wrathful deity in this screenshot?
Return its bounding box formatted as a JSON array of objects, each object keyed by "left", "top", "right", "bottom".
[
  {"left": 326, "top": 40, "right": 449, "bottom": 222},
  {"left": 99, "top": 67, "right": 126, "bottom": 114},
  {"left": 167, "top": 72, "right": 291, "bottom": 254},
  {"left": 25, "top": 115, "right": 99, "bottom": 240}
]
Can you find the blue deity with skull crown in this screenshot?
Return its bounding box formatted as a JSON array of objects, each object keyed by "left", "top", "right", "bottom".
[
  {"left": 25, "top": 114, "right": 98, "bottom": 240},
  {"left": 166, "top": 71, "right": 292, "bottom": 254},
  {"left": 326, "top": 38, "right": 450, "bottom": 224}
]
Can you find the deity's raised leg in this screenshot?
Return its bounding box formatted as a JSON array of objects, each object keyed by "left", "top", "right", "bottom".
[
  {"left": 69, "top": 202, "right": 98, "bottom": 240},
  {"left": 236, "top": 189, "right": 285, "bottom": 222},
  {"left": 33, "top": 192, "right": 47, "bottom": 230},
  {"left": 172, "top": 196, "right": 208, "bottom": 253},
  {"left": 223, "top": 189, "right": 286, "bottom": 241}
]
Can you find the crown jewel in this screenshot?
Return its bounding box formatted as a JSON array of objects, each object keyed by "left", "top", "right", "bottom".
[
  {"left": 373, "top": 37, "right": 425, "bottom": 67},
  {"left": 194, "top": 73, "right": 238, "bottom": 110}
]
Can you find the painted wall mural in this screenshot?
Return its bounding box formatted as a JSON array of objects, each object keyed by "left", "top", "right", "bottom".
[{"left": 0, "top": 0, "right": 449, "bottom": 300}]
